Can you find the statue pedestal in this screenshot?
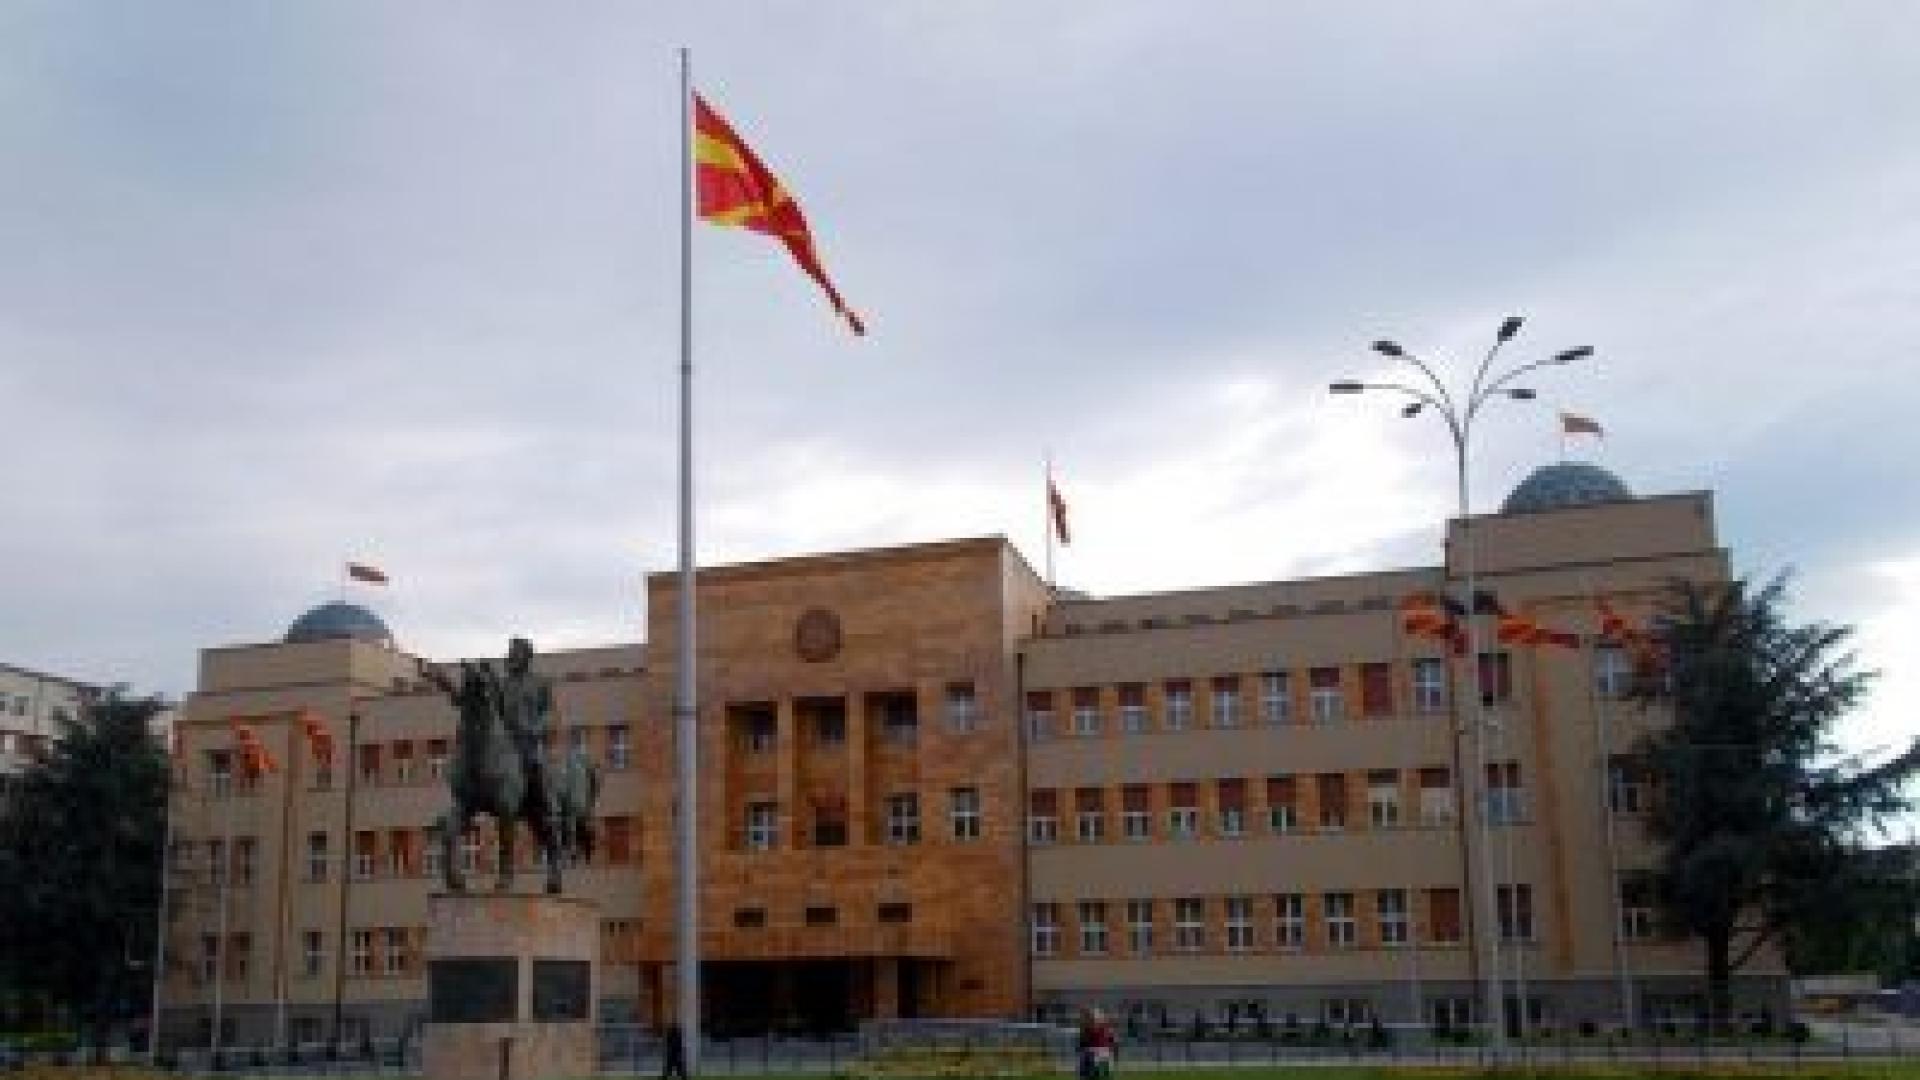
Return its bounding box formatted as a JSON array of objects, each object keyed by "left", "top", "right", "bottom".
[{"left": 423, "top": 893, "right": 599, "bottom": 1080}]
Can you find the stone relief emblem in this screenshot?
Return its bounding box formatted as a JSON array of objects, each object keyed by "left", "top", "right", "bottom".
[{"left": 794, "top": 607, "right": 842, "bottom": 663}]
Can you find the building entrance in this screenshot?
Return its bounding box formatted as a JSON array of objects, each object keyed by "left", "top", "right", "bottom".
[{"left": 706, "top": 960, "right": 856, "bottom": 1036}]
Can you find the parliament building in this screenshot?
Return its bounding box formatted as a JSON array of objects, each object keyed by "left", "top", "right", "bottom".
[{"left": 156, "top": 462, "right": 1788, "bottom": 1047}]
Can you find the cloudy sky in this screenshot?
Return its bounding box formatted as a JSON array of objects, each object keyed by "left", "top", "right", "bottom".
[{"left": 2, "top": 4, "right": 1915, "bottom": 760}]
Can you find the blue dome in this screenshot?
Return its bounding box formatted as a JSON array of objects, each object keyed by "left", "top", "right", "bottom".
[
  {"left": 1501, "top": 462, "right": 1633, "bottom": 514},
  {"left": 284, "top": 602, "right": 394, "bottom": 647}
]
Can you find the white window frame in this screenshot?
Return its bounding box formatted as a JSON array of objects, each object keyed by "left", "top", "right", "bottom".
[
  {"left": 1126, "top": 899, "right": 1154, "bottom": 954},
  {"left": 608, "top": 726, "right": 630, "bottom": 770},
  {"left": 208, "top": 750, "right": 233, "bottom": 797},
  {"left": 1219, "top": 806, "right": 1246, "bottom": 838},
  {"left": 1026, "top": 706, "right": 1055, "bottom": 742},
  {"left": 1173, "top": 897, "right": 1205, "bottom": 952},
  {"left": 1260, "top": 672, "right": 1291, "bottom": 724},
  {"left": 1212, "top": 684, "right": 1241, "bottom": 728},
  {"left": 422, "top": 839, "right": 443, "bottom": 878},
  {"left": 1619, "top": 877, "right": 1656, "bottom": 941},
  {"left": 1224, "top": 896, "right": 1254, "bottom": 952},
  {"left": 1378, "top": 889, "right": 1410, "bottom": 946},
  {"left": 1497, "top": 883, "right": 1536, "bottom": 942},
  {"left": 1487, "top": 767, "right": 1527, "bottom": 825},
  {"left": 302, "top": 930, "right": 324, "bottom": 978},
  {"left": 1269, "top": 801, "right": 1298, "bottom": 833},
  {"left": 458, "top": 831, "right": 479, "bottom": 874},
  {"left": 350, "top": 930, "right": 373, "bottom": 977},
  {"left": 1595, "top": 644, "right": 1632, "bottom": 699},
  {"left": 383, "top": 928, "right": 408, "bottom": 976},
  {"left": 1122, "top": 805, "right": 1150, "bottom": 841},
  {"left": 945, "top": 684, "right": 980, "bottom": 733},
  {"left": 394, "top": 746, "right": 416, "bottom": 784},
  {"left": 349, "top": 838, "right": 373, "bottom": 882},
  {"left": 1609, "top": 756, "right": 1646, "bottom": 814},
  {"left": 1031, "top": 903, "right": 1060, "bottom": 956},
  {"left": 1028, "top": 807, "right": 1059, "bottom": 845},
  {"left": 1168, "top": 806, "right": 1198, "bottom": 840},
  {"left": 1419, "top": 780, "right": 1457, "bottom": 825},
  {"left": 746, "top": 801, "right": 778, "bottom": 851},
  {"left": 1078, "top": 901, "right": 1109, "bottom": 955},
  {"left": 1165, "top": 686, "right": 1192, "bottom": 730},
  {"left": 1412, "top": 658, "right": 1447, "bottom": 713},
  {"left": 1367, "top": 776, "right": 1401, "bottom": 828},
  {"left": 1076, "top": 808, "right": 1105, "bottom": 843},
  {"left": 428, "top": 743, "right": 448, "bottom": 781},
  {"left": 1325, "top": 892, "right": 1356, "bottom": 949},
  {"left": 1119, "top": 693, "right": 1147, "bottom": 733},
  {"left": 1274, "top": 893, "right": 1304, "bottom": 950},
  {"left": 885, "top": 793, "right": 921, "bottom": 845},
  {"left": 949, "top": 787, "right": 982, "bottom": 841},
  {"left": 1309, "top": 673, "right": 1344, "bottom": 723},
  {"left": 306, "top": 833, "right": 328, "bottom": 882},
  {"left": 1072, "top": 697, "right": 1101, "bottom": 737}
]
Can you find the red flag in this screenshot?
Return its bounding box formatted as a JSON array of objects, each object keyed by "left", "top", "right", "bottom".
[
  {"left": 347, "top": 562, "right": 388, "bottom": 585},
  {"left": 298, "top": 713, "right": 335, "bottom": 767},
  {"left": 1047, "top": 475, "right": 1070, "bottom": 546},
  {"left": 694, "top": 93, "right": 864, "bottom": 335}
]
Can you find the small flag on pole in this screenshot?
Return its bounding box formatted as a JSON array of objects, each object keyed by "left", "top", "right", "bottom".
[
  {"left": 693, "top": 93, "right": 864, "bottom": 335},
  {"left": 1560, "top": 412, "right": 1604, "bottom": 438},
  {"left": 1047, "top": 475, "right": 1071, "bottom": 546},
  {"left": 347, "top": 562, "right": 388, "bottom": 585}
]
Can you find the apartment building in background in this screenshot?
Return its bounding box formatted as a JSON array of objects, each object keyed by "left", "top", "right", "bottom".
[
  {"left": 155, "top": 462, "right": 1787, "bottom": 1047},
  {"left": 0, "top": 662, "right": 98, "bottom": 781}
]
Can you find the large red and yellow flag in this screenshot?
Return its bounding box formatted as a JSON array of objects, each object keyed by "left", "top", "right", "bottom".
[{"left": 694, "top": 93, "right": 864, "bottom": 335}]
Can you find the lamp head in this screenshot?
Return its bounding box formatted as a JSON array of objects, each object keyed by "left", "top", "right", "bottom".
[
  {"left": 1554, "top": 346, "right": 1594, "bottom": 363},
  {"left": 1506, "top": 388, "right": 1537, "bottom": 400},
  {"left": 1371, "top": 340, "right": 1404, "bottom": 358},
  {"left": 1401, "top": 402, "right": 1424, "bottom": 418},
  {"left": 1497, "top": 316, "right": 1524, "bottom": 342},
  {"left": 1328, "top": 380, "right": 1366, "bottom": 395}
]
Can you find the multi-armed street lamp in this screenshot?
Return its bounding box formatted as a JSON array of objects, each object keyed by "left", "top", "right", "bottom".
[{"left": 1330, "top": 317, "right": 1591, "bottom": 1053}]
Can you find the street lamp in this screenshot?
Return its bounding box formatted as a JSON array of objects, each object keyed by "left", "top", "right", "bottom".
[{"left": 1330, "top": 317, "right": 1591, "bottom": 1054}]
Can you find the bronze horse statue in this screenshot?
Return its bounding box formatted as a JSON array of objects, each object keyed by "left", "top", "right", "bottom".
[{"left": 424, "top": 645, "right": 600, "bottom": 894}]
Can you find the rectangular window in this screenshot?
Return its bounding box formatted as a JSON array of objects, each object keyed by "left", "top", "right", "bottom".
[
  {"left": 1412, "top": 658, "right": 1448, "bottom": 712},
  {"left": 1267, "top": 775, "right": 1299, "bottom": 833},
  {"left": 353, "top": 831, "right": 376, "bottom": 881},
  {"left": 950, "top": 787, "right": 982, "bottom": 841},
  {"left": 422, "top": 837, "right": 443, "bottom": 878},
  {"left": 1211, "top": 676, "right": 1242, "bottom": 728},
  {"left": 1126, "top": 899, "right": 1155, "bottom": 954},
  {"left": 384, "top": 829, "right": 412, "bottom": 877},
  {"left": 393, "top": 740, "right": 415, "bottom": 783},
  {"left": 1118, "top": 684, "right": 1147, "bottom": 733},
  {"left": 1164, "top": 680, "right": 1193, "bottom": 730},
  {"left": 804, "top": 905, "right": 838, "bottom": 926},
  {"left": 1324, "top": 997, "right": 1372, "bottom": 1026},
  {"left": 607, "top": 726, "right": 630, "bottom": 770},
  {"left": 1079, "top": 901, "right": 1109, "bottom": 955},
  {"left": 1260, "top": 671, "right": 1291, "bottom": 724},
  {"left": 885, "top": 793, "right": 921, "bottom": 844},
  {"left": 233, "top": 837, "right": 256, "bottom": 885},
  {"left": 569, "top": 726, "right": 588, "bottom": 755},
  {"left": 1497, "top": 883, "right": 1535, "bottom": 942},
  {"left": 812, "top": 797, "right": 848, "bottom": 847},
  {"left": 302, "top": 930, "right": 324, "bottom": 978},
  {"left": 1309, "top": 667, "right": 1344, "bottom": 722},
  {"left": 1173, "top": 897, "right": 1205, "bottom": 951},
  {"left": 1028, "top": 789, "right": 1059, "bottom": 844},
  {"left": 1429, "top": 888, "right": 1463, "bottom": 944},
  {"left": 350, "top": 930, "right": 373, "bottom": 976},
  {"left": 745, "top": 801, "right": 778, "bottom": 851},
  {"left": 1167, "top": 782, "right": 1199, "bottom": 840},
  {"left": 427, "top": 739, "right": 449, "bottom": 781},
  {"left": 1360, "top": 662, "right": 1394, "bottom": 716},
  {"left": 228, "top": 933, "right": 250, "bottom": 980},
  {"left": 1619, "top": 873, "right": 1657, "bottom": 940},
  {"left": 306, "top": 832, "right": 329, "bottom": 882},
  {"left": 1121, "top": 784, "right": 1151, "bottom": 840},
  {"left": 207, "top": 838, "right": 226, "bottom": 885},
  {"left": 1608, "top": 754, "right": 1647, "bottom": 814},
  {"left": 357, "top": 743, "right": 381, "bottom": 786},
  {"left": 208, "top": 749, "right": 233, "bottom": 797},
  {"left": 1025, "top": 692, "right": 1055, "bottom": 742},
  {"left": 878, "top": 694, "right": 917, "bottom": 746},
  {"left": 1031, "top": 903, "right": 1060, "bottom": 956},
  {"left": 1274, "top": 893, "right": 1304, "bottom": 949},
  {"left": 1475, "top": 651, "right": 1515, "bottom": 703},
  {"left": 1072, "top": 687, "right": 1101, "bottom": 736},
  {"left": 459, "top": 829, "right": 479, "bottom": 874},
  {"left": 807, "top": 699, "right": 847, "bottom": 747},
  {"left": 878, "top": 903, "right": 912, "bottom": 924},
  {"left": 383, "top": 927, "right": 409, "bottom": 976},
  {"left": 1316, "top": 773, "right": 1349, "bottom": 830},
  {"left": 199, "top": 934, "right": 219, "bottom": 983},
  {"left": 1216, "top": 778, "right": 1247, "bottom": 837},
  {"left": 1378, "top": 889, "right": 1410, "bottom": 946},
  {"left": 945, "top": 682, "right": 980, "bottom": 733},
  {"left": 1367, "top": 769, "right": 1401, "bottom": 828},
  {"left": 1224, "top": 896, "right": 1254, "bottom": 952},
  {"left": 1325, "top": 892, "right": 1356, "bottom": 949},
  {"left": 1074, "top": 787, "right": 1105, "bottom": 843},
  {"left": 736, "top": 706, "right": 778, "bottom": 753},
  {"left": 1418, "top": 767, "right": 1456, "bottom": 824},
  {"left": 1595, "top": 644, "right": 1633, "bottom": 699},
  {"left": 1486, "top": 760, "right": 1526, "bottom": 824}
]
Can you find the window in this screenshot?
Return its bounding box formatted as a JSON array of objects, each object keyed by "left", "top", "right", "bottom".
[
  {"left": 1324, "top": 892, "right": 1356, "bottom": 948},
  {"left": 1619, "top": 874, "right": 1657, "bottom": 940},
  {"left": 878, "top": 902, "right": 912, "bottom": 924},
  {"left": 1031, "top": 903, "right": 1061, "bottom": 956},
  {"left": 1429, "top": 997, "right": 1475, "bottom": 1032},
  {"left": 358, "top": 743, "right": 381, "bottom": 786},
  {"left": 1074, "top": 787, "right": 1105, "bottom": 843},
  {"left": 945, "top": 682, "right": 980, "bottom": 733},
  {"left": 568, "top": 725, "right": 588, "bottom": 756},
  {"left": 1216, "top": 778, "right": 1247, "bottom": 837},
  {"left": 1274, "top": 893, "right": 1304, "bottom": 949},
  {"left": 1428, "top": 888, "right": 1463, "bottom": 944},
  {"left": 1366, "top": 770, "right": 1401, "bottom": 828},
  {"left": 1608, "top": 755, "right": 1647, "bottom": 814},
  {"left": 353, "top": 831, "right": 376, "bottom": 880},
  {"left": 306, "top": 832, "right": 329, "bottom": 882},
  {"left": 804, "top": 905, "right": 838, "bottom": 926},
  {"left": 1028, "top": 789, "right": 1059, "bottom": 844},
  {"left": 459, "top": 829, "right": 479, "bottom": 874},
  {"left": 1267, "top": 775, "right": 1298, "bottom": 832},
  {"left": 1224, "top": 896, "right": 1254, "bottom": 951},
  {"left": 384, "top": 829, "right": 412, "bottom": 877},
  {"left": 1412, "top": 658, "right": 1447, "bottom": 712},
  {"left": 1167, "top": 782, "right": 1199, "bottom": 840},
  {"left": 746, "top": 800, "right": 778, "bottom": 850},
  {"left": 1309, "top": 667, "right": 1344, "bottom": 722},
  {"left": 1079, "top": 901, "right": 1109, "bottom": 955},
  {"left": 228, "top": 933, "right": 250, "bottom": 980},
  {"left": 608, "top": 726, "right": 630, "bottom": 770},
  {"left": 1118, "top": 684, "right": 1147, "bottom": 733},
  {"left": 1595, "top": 644, "right": 1632, "bottom": 699},
  {"left": 1211, "top": 676, "right": 1242, "bottom": 728},
  {"left": 812, "top": 797, "right": 848, "bottom": 847},
  {"left": 1260, "top": 671, "right": 1291, "bottom": 724},
  {"left": 1173, "top": 897, "right": 1205, "bottom": 951},
  {"left": 1025, "top": 692, "right": 1055, "bottom": 742},
  {"left": 350, "top": 930, "right": 373, "bottom": 976},
  {"left": 1360, "top": 662, "right": 1394, "bottom": 717},
  {"left": 1418, "top": 767, "right": 1456, "bottom": 824},
  {"left": 422, "top": 837, "right": 443, "bottom": 878},
  {"left": 1324, "top": 997, "right": 1372, "bottom": 1026},
  {"left": 885, "top": 793, "right": 921, "bottom": 844},
  {"left": 1164, "top": 681, "right": 1192, "bottom": 730},
  {"left": 208, "top": 749, "right": 233, "bottom": 797},
  {"left": 393, "top": 740, "right": 415, "bottom": 783},
  {"left": 207, "top": 839, "right": 226, "bottom": 885},
  {"left": 1475, "top": 651, "right": 1515, "bottom": 704},
  {"left": 427, "top": 739, "right": 449, "bottom": 781},
  {"left": 199, "top": 934, "right": 219, "bottom": 983},
  {"left": 1497, "top": 883, "right": 1535, "bottom": 942},
  {"left": 733, "top": 907, "right": 767, "bottom": 929},
  {"left": 1072, "top": 688, "right": 1101, "bottom": 736},
  {"left": 877, "top": 694, "right": 918, "bottom": 746},
  {"left": 1121, "top": 785, "right": 1151, "bottom": 840},
  {"left": 1486, "top": 761, "right": 1525, "bottom": 824},
  {"left": 948, "top": 787, "right": 982, "bottom": 840},
  {"left": 383, "top": 928, "right": 409, "bottom": 976},
  {"left": 302, "top": 930, "right": 324, "bottom": 978},
  {"left": 807, "top": 700, "right": 847, "bottom": 747},
  {"left": 737, "top": 707, "right": 777, "bottom": 753},
  {"left": 1378, "top": 889, "right": 1410, "bottom": 946},
  {"left": 1316, "top": 773, "right": 1349, "bottom": 829},
  {"left": 1126, "top": 899, "right": 1155, "bottom": 953}
]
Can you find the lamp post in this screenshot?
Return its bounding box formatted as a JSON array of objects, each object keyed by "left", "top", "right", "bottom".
[{"left": 1331, "top": 318, "right": 1590, "bottom": 1054}]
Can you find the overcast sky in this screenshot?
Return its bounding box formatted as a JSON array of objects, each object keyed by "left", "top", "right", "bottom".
[{"left": 2, "top": 4, "right": 1915, "bottom": 762}]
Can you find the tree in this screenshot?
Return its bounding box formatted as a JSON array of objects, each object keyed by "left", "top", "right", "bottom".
[
  {"left": 1634, "top": 572, "right": 1920, "bottom": 1026},
  {"left": 0, "top": 694, "right": 168, "bottom": 1049}
]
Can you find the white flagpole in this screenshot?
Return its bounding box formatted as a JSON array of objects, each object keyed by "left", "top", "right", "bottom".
[{"left": 674, "top": 45, "right": 702, "bottom": 1075}]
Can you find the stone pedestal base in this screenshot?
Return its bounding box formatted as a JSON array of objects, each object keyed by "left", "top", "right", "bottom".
[{"left": 422, "top": 893, "right": 599, "bottom": 1080}]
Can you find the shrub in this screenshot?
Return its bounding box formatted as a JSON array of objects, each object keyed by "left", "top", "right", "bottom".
[{"left": 1788, "top": 1021, "right": 1811, "bottom": 1044}]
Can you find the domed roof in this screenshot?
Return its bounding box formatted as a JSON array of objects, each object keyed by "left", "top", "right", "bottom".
[
  {"left": 1501, "top": 462, "right": 1633, "bottom": 514},
  {"left": 284, "top": 602, "right": 394, "bottom": 648}
]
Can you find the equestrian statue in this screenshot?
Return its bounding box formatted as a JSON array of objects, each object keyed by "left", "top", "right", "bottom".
[{"left": 423, "top": 637, "right": 601, "bottom": 894}]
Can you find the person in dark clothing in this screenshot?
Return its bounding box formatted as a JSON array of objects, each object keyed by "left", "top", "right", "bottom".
[
  {"left": 660, "top": 1024, "right": 688, "bottom": 1080},
  {"left": 1076, "top": 1008, "right": 1116, "bottom": 1080}
]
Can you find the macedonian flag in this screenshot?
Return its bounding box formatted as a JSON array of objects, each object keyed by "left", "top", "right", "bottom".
[{"left": 694, "top": 93, "right": 864, "bottom": 335}]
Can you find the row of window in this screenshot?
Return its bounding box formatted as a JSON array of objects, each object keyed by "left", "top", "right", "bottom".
[
  {"left": 202, "top": 724, "right": 636, "bottom": 794},
  {"left": 728, "top": 684, "right": 986, "bottom": 753},
  {"left": 190, "top": 928, "right": 416, "bottom": 985},
  {"left": 171, "top": 818, "right": 642, "bottom": 886},
  {"left": 737, "top": 788, "right": 982, "bottom": 850},
  {"left": 0, "top": 729, "right": 50, "bottom": 757}
]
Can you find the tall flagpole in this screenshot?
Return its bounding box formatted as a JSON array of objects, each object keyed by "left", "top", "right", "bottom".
[{"left": 674, "top": 45, "right": 702, "bottom": 1076}]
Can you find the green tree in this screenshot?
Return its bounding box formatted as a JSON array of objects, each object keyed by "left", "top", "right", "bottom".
[
  {"left": 0, "top": 694, "right": 168, "bottom": 1049},
  {"left": 1635, "top": 572, "right": 1919, "bottom": 1026}
]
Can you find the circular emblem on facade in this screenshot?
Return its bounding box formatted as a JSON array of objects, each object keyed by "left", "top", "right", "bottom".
[{"left": 794, "top": 607, "right": 843, "bottom": 663}]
